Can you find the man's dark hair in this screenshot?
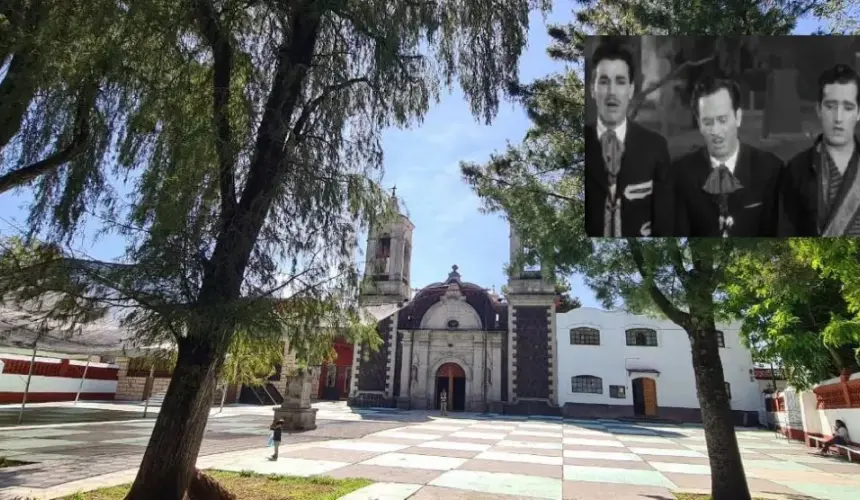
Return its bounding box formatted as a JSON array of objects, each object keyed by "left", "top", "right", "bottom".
[
  {"left": 690, "top": 76, "right": 742, "bottom": 119},
  {"left": 818, "top": 64, "right": 860, "bottom": 105},
  {"left": 591, "top": 41, "right": 636, "bottom": 84}
]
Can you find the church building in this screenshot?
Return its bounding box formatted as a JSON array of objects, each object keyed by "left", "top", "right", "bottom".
[
  {"left": 347, "top": 197, "right": 763, "bottom": 423},
  {"left": 348, "top": 198, "right": 559, "bottom": 414}
]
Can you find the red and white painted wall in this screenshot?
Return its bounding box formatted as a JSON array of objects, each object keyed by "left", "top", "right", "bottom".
[
  {"left": 765, "top": 370, "right": 860, "bottom": 456},
  {"left": 0, "top": 353, "right": 119, "bottom": 403}
]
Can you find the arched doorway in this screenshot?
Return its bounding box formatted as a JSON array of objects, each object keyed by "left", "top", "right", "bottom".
[
  {"left": 436, "top": 363, "right": 466, "bottom": 411},
  {"left": 632, "top": 377, "right": 658, "bottom": 417}
]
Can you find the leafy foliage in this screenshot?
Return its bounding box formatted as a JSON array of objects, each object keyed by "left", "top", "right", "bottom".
[
  {"left": 461, "top": 2, "right": 857, "bottom": 499},
  {"left": 4, "top": 1, "right": 550, "bottom": 495},
  {"left": 220, "top": 331, "right": 283, "bottom": 388},
  {"left": 723, "top": 239, "right": 857, "bottom": 389}
]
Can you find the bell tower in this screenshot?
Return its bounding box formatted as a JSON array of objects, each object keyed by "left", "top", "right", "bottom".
[
  {"left": 505, "top": 223, "right": 558, "bottom": 412},
  {"left": 359, "top": 189, "right": 414, "bottom": 307}
]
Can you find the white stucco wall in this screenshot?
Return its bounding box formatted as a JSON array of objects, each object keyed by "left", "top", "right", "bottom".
[
  {"left": 807, "top": 373, "right": 860, "bottom": 439},
  {"left": 556, "top": 308, "right": 760, "bottom": 412}
]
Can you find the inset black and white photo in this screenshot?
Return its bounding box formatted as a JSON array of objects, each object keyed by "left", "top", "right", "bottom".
[{"left": 584, "top": 35, "right": 860, "bottom": 238}]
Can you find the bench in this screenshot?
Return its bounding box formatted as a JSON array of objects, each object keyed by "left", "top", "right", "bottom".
[{"left": 808, "top": 435, "right": 860, "bottom": 463}]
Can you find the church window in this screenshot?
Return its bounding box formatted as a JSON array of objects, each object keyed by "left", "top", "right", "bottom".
[
  {"left": 570, "top": 327, "right": 600, "bottom": 345},
  {"left": 571, "top": 375, "right": 603, "bottom": 394},
  {"left": 376, "top": 236, "right": 391, "bottom": 258},
  {"left": 610, "top": 385, "right": 626, "bottom": 399},
  {"left": 626, "top": 328, "right": 658, "bottom": 347},
  {"left": 716, "top": 330, "right": 725, "bottom": 348},
  {"left": 447, "top": 319, "right": 459, "bottom": 329}
]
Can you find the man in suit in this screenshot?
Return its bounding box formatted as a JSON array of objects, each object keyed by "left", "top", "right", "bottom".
[
  {"left": 781, "top": 64, "right": 860, "bottom": 236},
  {"left": 672, "top": 76, "right": 783, "bottom": 237},
  {"left": 584, "top": 42, "right": 673, "bottom": 237}
]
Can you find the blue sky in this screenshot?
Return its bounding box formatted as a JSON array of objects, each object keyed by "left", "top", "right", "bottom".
[{"left": 0, "top": 6, "right": 829, "bottom": 309}]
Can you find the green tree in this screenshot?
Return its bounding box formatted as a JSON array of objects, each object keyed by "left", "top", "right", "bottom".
[
  {"left": 463, "top": 2, "right": 848, "bottom": 499},
  {"left": 3, "top": 1, "right": 548, "bottom": 498},
  {"left": 790, "top": 238, "right": 860, "bottom": 365},
  {"left": 219, "top": 328, "right": 285, "bottom": 409},
  {"left": 723, "top": 239, "right": 859, "bottom": 390},
  {"left": 0, "top": 1, "right": 159, "bottom": 195}
]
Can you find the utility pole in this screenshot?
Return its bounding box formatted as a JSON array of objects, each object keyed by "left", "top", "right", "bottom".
[{"left": 74, "top": 356, "right": 93, "bottom": 404}]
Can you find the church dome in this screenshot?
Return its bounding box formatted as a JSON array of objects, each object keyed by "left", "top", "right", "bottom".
[{"left": 397, "top": 265, "right": 506, "bottom": 331}]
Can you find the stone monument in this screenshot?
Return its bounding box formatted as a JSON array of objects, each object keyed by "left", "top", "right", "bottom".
[{"left": 273, "top": 369, "right": 318, "bottom": 431}]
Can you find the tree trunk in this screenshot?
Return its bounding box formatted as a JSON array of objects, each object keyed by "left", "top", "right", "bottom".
[
  {"left": 124, "top": 337, "right": 225, "bottom": 500},
  {"left": 688, "top": 327, "right": 751, "bottom": 500},
  {"left": 123, "top": 4, "right": 324, "bottom": 498},
  {"left": 187, "top": 469, "right": 236, "bottom": 500}
]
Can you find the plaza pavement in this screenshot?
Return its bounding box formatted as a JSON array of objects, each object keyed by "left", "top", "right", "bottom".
[{"left": 0, "top": 402, "right": 858, "bottom": 499}]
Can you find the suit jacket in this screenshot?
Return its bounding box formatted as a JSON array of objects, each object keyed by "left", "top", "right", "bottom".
[
  {"left": 672, "top": 144, "right": 783, "bottom": 238},
  {"left": 779, "top": 145, "right": 819, "bottom": 236},
  {"left": 584, "top": 121, "right": 673, "bottom": 237}
]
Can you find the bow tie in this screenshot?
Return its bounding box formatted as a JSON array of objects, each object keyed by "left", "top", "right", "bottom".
[{"left": 703, "top": 164, "right": 743, "bottom": 195}]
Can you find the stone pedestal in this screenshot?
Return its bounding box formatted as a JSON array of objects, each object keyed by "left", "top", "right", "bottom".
[{"left": 273, "top": 372, "right": 318, "bottom": 431}]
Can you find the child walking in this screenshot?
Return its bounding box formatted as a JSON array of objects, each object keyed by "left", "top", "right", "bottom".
[{"left": 269, "top": 418, "right": 284, "bottom": 461}]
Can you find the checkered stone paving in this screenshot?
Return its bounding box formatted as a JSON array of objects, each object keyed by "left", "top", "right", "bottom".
[
  {"left": 220, "top": 417, "right": 860, "bottom": 500},
  {"left": 0, "top": 412, "right": 407, "bottom": 490}
]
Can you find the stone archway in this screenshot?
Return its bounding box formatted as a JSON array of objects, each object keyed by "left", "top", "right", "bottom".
[{"left": 436, "top": 362, "right": 466, "bottom": 411}]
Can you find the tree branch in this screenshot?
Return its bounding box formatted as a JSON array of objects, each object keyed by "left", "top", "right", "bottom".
[
  {"left": 668, "top": 239, "right": 691, "bottom": 291},
  {"left": 0, "top": 78, "right": 95, "bottom": 194},
  {"left": 627, "top": 238, "right": 691, "bottom": 328},
  {"left": 464, "top": 168, "right": 577, "bottom": 203},
  {"left": 192, "top": 0, "right": 237, "bottom": 218},
  {"left": 292, "top": 77, "right": 371, "bottom": 139},
  {"left": 628, "top": 53, "right": 716, "bottom": 120}
]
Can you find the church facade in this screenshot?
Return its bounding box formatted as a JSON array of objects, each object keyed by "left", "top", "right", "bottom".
[
  {"left": 347, "top": 200, "right": 762, "bottom": 423},
  {"left": 348, "top": 202, "right": 559, "bottom": 414}
]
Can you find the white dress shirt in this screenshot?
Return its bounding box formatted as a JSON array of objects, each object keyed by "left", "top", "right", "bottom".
[
  {"left": 710, "top": 145, "right": 740, "bottom": 173},
  {"left": 597, "top": 118, "right": 628, "bottom": 144}
]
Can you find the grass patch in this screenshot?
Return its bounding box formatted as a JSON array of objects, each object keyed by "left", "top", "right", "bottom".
[
  {"left": 0, "top": 456, "right": 31, "bottom": 468},
  {"left": 60, "top": 470, "right": 372, "bottom": 500}
]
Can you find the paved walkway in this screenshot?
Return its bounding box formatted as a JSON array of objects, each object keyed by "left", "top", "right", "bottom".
[
  {"left": 216, "top": 416, "right": 859, "bottom": 500},
  {"left": 0, "top": 404, "right": 412, "bottom": 498},
  {"left": 0, "top": 404, "right": 858, "bottom": 499}
]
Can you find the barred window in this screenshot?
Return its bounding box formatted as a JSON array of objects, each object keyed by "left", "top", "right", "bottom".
[
  {"left": 571, "top": 375, "right": 603, "bottom": 394},
  {"left": 716, "top": 330, "right": 725, "bottom": 348},
  {"left": 610, "top": 385, "right": 626, "bottom": 399},
  {"left": 570, "top": 327, "right": 600, "bottom": 345},
  {"left": 626, "top": 328, "right": 658, "bottom": 347}
]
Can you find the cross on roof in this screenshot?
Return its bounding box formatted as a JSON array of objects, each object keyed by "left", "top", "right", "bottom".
[{"left": 391, "top": 185, "right": 397, "bottom": 197}]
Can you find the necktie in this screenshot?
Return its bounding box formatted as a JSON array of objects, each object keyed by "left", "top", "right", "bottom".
[
  {"left": 703, "top": 164, "right": 743, "bottom": 195},
  {"left": 601, "top": 129, "right": 624, "bottom": 237},
  {"left": 703, "top": 164, "right": 742, "bottom": 237}
]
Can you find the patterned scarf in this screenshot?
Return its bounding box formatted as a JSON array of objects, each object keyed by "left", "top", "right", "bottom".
[
  {"left": 703, "top": 163, "right": 743, "bottom": 237},
  {"left": 600, "top": 129, "right": 624, "bottom": 237},
  {"left": 815, "top": 137, "right": 860, "bottom": 236},
  {"left": 815, "top": 140, "right": 839, "bottom": 231}
]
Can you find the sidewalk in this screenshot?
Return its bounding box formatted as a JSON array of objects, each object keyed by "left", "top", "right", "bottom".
[
  {"left": 0, "top": 441, "right": 328, "bottom": 500},
  {"left": 5, "top": 416, "right": 857, "bottom": 500}
]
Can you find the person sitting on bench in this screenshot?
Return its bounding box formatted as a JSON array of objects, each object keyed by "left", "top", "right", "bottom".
[{"left": 819, "top": 419, "right": 850, "bottom": 454}]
